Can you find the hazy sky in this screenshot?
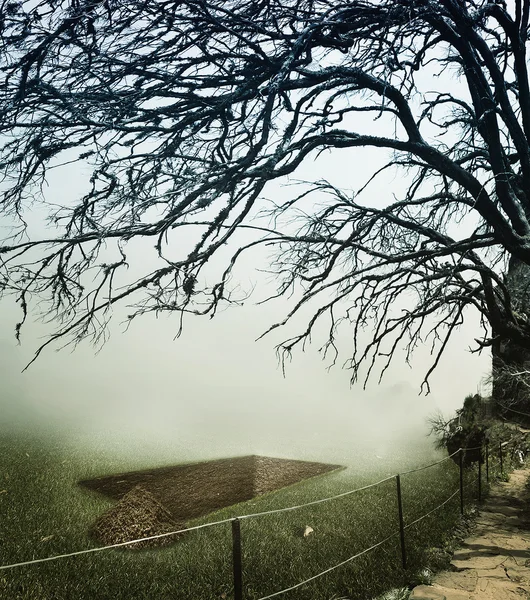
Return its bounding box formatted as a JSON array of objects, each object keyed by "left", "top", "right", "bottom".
[
  {"left": 0, "top": 162, "right": 491, "bottom": 465},
  {"left": 0, "top": 38, "right": 493, "bottom": 465},
  {"left": 0, "top": 288, "right": 490, "bottom": 463}
]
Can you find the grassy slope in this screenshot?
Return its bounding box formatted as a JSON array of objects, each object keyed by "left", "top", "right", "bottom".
[{"left": 0, "top": 430, "right": 497, "bottom": 600}]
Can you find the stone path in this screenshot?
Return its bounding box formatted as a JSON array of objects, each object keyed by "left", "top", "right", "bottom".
[{"left": 410, "top": 468, "right": 530, "bottom": 600}]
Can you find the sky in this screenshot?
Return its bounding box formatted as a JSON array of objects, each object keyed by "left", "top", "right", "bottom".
[
  {"left": 0, "top": 149, "right": 492, "bottom": 467},
  {"left": 0, "top": 22, "right": 494, "bottom": 468}
]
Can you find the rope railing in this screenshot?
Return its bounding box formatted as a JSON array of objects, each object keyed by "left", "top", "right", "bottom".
[
  {"left": 0, "top": 442, "right": 512, "bottom": 600},
  {"left": 255, "top": 531, "right": 400, "bottom": 600},
  {"left": 238, "top": 474, "right": 396, "bottom": 520},
  {"left": 403, "top": 488, "right": 461, "bottom": 531},
  {"left": 234, "top": 451, "right": 463, "bottom": 521},
  {"left": 0, "top": 517, "right": 235, "bottom": 571},
  {"left": 254, "top": 485, "right": 463, "bottom": 600},
  {"left": 466, "top": 475, "right": 480, "bottom": 487},
  {"left": 0, "top": 450, "right": 463, "bottom": 571},
  {"left": 397, "top": 449, "right": 460, "bottom": 476},
  {"left": 251, "top": 441, "right": 509, "bottom": 600}
]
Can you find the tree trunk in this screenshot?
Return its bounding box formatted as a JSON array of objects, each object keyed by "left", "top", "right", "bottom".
[{"left": 492, "top": 258, "right": 530, "bottom": 417}]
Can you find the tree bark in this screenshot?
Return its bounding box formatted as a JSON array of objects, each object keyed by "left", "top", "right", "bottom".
[{"left": 492, "top": 258, "right": 530, "bottom": 413}]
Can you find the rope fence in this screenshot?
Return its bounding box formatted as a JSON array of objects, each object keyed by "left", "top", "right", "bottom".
[
  {"left": 403, "top": 488, "right": 461, "bottom": 531},
  {"left": 253, "top": 443, "right": 503, "bottom": 600},
  {"left": 0, "top": 517, "right": 235, "bottom": 570},
  {"left": 0, "top": 439, "right": 523, "bottom": 600},
  {"left": 237, "top": 474, "right": 397, "bottom": 520},
  {"left": 397, "top": 449, "right": 460, "bottom": 476},
  {"left": 255, "top": 531, "right": 401, "bottom": 600},
  {"left": 0, "top": 451, "right": 465, "bottom": 572}
]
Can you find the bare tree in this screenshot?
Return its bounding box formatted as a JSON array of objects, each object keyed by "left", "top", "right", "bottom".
[{"left": 2, "top": 0, "right": 530, "bottom": 394}]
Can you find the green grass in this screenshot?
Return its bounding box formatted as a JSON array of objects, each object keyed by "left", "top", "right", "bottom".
[{"left": 0, "top": 429, "right": 508, "bottom": 600}]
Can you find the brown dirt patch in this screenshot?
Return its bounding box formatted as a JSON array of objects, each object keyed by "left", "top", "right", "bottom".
[
  {"left": 90, "top": 485, "right": 186, "bottom": 550},
  {"left": 80, "top": 455, "right": 341, "bottom": 522}
]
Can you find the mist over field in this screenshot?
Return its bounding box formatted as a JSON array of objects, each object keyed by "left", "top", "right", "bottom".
[
  {"left": 0, "top": 282, "right": 489, "bottom": 475},
  {"left": 0, "top": 130, "right": 491, "bottom": 476}
]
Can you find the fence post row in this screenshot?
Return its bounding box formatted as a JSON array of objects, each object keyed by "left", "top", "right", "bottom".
[
  {"left": 232, "top": 518, "right": 243, "bottom": 600},
  {"left": 395, "top": 474, "right": 407, "bottom": 571},
  {"left": 0, "top": 438, "right": 520, "bottom": 600}
]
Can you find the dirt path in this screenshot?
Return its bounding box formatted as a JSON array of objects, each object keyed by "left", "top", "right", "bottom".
[{"left": 410, "top": 468, "right": 530, "bottom": 600}]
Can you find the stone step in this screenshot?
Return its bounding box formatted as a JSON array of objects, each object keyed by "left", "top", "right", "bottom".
[
  {"left": 410, "top": 468, "right": 530, "bottom": 600},
  {"left": 409, "top": 584, "right": 470, "bottom": 599}
]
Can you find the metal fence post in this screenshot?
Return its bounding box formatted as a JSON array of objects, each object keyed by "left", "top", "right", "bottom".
[
  {"left": 459, "top": 448, "right": 464, "bottom": 515},
  {"left": 478, "top": 459, "right": 482, "bottom": 502},
  {"left": 395, "top": 474, "right": 407, "bottom": 571},
  {"left": 486, "top": 441, "right": 489, "bottom": 483},
  {"left": 500, "top": 441, "right": 504, "bottom": 475},
  {"left": 232, "top": 518, "right": 243, "bottom": 600}
]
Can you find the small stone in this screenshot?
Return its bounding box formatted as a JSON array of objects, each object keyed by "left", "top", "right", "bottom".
[{"left": 303, "top": 525, "right": 314, "bottom": 537}]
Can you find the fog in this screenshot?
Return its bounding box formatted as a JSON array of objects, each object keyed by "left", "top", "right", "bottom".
[
  {"left": 0, "top": 277, "right": 490, "bottom": 469},
  {"left": 0, "top": 82, "right": 492, "bottom": 470}
]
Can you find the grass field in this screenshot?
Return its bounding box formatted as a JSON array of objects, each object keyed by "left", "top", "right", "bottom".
[{"left": 0, "top": 428, "right": 507, "bottom": 600}]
